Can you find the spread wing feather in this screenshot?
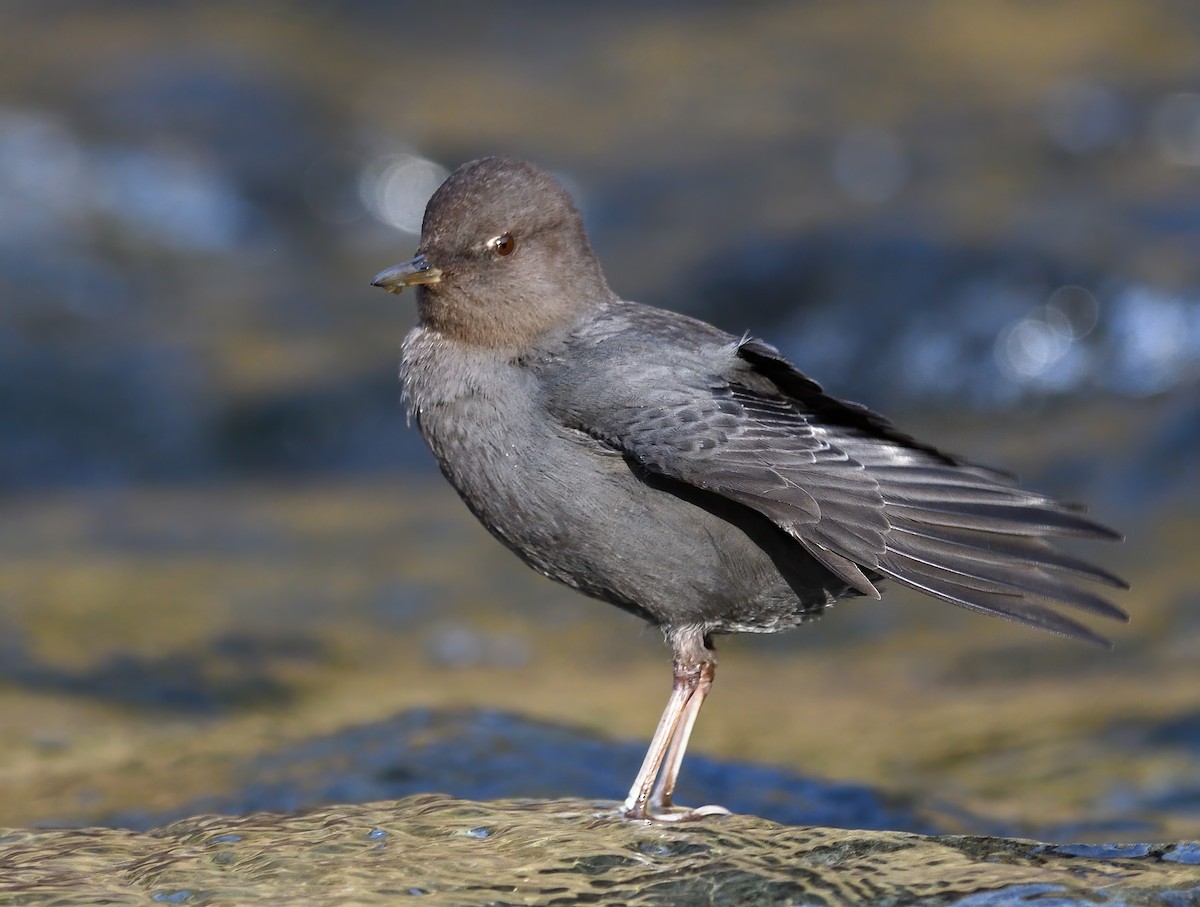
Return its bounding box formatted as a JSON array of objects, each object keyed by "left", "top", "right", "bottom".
[{"left": 601, "top": 336, "right": 1128, "bottom": 646}]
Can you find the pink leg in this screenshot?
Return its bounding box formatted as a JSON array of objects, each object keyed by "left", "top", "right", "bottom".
[
  {"left": 650, "top": 660, "right": 715, "bottom": 809},
  {"left": 623, "top": 631, "right": 727, "bottom": 821},
  {"left": 621, "top": 664, "right": 696, "bottom": 818}
]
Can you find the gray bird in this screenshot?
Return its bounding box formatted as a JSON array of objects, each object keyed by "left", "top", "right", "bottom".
[{"left": 372, "top": 157, "right": 1128, "bottom": 822}]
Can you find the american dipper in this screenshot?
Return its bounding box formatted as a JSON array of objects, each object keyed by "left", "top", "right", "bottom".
[{"left": 372, "top": 157, "right": 1128, "bottom": 821}]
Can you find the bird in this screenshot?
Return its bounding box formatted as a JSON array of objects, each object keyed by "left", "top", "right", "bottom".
[{"left": 371, "top": 157, "right": 1128, "bottom": 822}]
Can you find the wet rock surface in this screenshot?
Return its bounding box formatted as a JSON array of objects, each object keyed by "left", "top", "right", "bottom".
[{"left": 2, "top": 795, "right": 1198, "bottom": 906}]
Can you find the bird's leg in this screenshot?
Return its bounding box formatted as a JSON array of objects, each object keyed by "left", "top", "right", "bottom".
[
  {"left": 620, "top": 661, "right": 695, "bottom": 819},
  {"left": 649, "top": 658, "right": 715, "bottom": 810},
  {"left": 623, "top": 631, "right": 727, "bottom": 821}
]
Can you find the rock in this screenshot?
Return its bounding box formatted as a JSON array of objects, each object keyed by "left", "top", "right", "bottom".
[{"left": 1, "top": 794, "right": 1197, "bottom": 905}]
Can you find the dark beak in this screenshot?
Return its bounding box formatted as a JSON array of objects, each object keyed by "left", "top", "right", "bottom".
[{"left": 371, "top": 254, "right": 443, "bottom": 294}]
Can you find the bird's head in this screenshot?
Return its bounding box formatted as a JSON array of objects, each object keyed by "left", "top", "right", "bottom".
[{"left": 372, "top": 157, "right": 612, "bottom": 348}]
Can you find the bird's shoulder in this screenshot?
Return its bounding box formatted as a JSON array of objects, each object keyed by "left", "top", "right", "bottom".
[
  {"left": 550, "top": 300, "right": 737, "bottom": 370},
  {"left": 528, "top": 301, "right": 743, "bottom": 426},
  {"left": 535, "top": 300, "right": 950, "bottom": 464}
]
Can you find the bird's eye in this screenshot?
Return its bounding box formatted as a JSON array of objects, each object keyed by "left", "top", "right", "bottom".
[{"left": 488, "top": 232, "right": 516, "bottom": 256}]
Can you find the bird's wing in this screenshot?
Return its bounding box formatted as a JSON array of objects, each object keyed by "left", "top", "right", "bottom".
[{"left": 558, "top": 333, "right": 1128, "bottom": 646}]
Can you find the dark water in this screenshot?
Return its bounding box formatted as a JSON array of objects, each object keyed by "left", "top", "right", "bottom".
[{"left": 1, "top": 2, "right": 1199, "bottom": 902}]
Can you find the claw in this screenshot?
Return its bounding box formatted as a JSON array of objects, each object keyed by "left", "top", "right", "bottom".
[{"left": 627, "top": 803, "right": 731, "bottom": 823}]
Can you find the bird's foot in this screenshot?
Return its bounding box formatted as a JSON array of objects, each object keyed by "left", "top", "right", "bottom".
[{"left": 622, "top": 802, "right": 731, "bottom": 823}]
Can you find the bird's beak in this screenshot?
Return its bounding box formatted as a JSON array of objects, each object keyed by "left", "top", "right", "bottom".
[{"left": 370, "top": 254, "right": 443, "bottom": 294}]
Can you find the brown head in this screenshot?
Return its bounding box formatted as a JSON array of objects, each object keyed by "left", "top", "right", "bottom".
[{"left": 371, "top": 157, "right": 613, "bottom": 349}]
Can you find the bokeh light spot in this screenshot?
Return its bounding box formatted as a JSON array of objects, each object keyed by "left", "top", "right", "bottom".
[{"left": 360, "top": 154, "right": 448, "bottom": 234}]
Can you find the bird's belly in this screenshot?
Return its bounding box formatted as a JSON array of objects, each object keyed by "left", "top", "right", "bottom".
[{"left": 418, "top": 392, "right": 832, "bottom": 634}]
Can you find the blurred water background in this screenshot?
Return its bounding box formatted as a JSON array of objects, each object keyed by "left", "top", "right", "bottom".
[{"left": 1, "top": 0, "right": 1199, "bottom": 852}]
